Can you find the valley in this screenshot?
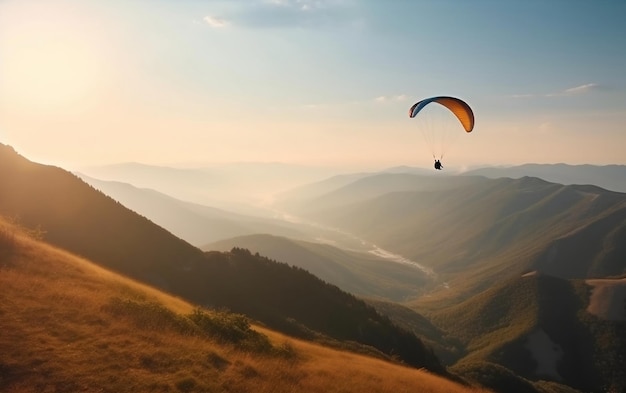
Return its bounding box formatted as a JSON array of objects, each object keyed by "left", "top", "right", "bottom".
[
  {"left": 2, "top": 143, "right": 625, "bottom": 393},
  {"left": 3, "top": 2, "right": 625, "bottom": 392}
]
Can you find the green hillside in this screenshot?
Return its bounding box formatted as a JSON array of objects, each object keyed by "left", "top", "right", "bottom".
[
  {"left": 428, "top": 273, "right": 625, "bottom": 392},
  {"left": 365, "top": 298, "right": 464, "bottom": 365}
]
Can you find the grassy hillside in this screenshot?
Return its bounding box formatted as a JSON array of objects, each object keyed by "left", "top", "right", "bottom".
[
  {"left": 205, "top": 234, "right": 430, "bottom": 301},
  {"left": 0, "top": 143, "right": 205, "bottom": 287},
  {"left": 178, "top": 247, "right": 444, "bottom": 372},
  {"left": 428, "top": 275, "right": 539, "bottom": 363},
  {"left": 365, "top": 299, "right": 465, "bottom": 365},
  {"left": 1, "top": 217, "right": 483, "bottom": 393}
]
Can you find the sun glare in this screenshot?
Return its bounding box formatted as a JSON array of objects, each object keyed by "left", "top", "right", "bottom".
[{"left": 0, "top": 1, "right": 107, "bottom": 111}]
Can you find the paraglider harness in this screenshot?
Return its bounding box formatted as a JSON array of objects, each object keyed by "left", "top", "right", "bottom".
[{"left": 434, "top": 159, "right": 443, "bottom": 170}]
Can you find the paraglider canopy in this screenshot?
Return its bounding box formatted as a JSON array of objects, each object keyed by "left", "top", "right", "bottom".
[
  {"left": 408, "top": 96, "right": 474, "bottom": 162},
  {"left": 409, "top": 96, "right": 474, "bottom": 133}
]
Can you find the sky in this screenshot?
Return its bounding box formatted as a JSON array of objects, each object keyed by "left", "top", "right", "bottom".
[{"left": 1, "top": 0, "right": 626, "bottom": 171}]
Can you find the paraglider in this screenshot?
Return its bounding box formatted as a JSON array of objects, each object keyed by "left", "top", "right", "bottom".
[{"left": 409, "top": 96, "right": 474, "bottom": 170}]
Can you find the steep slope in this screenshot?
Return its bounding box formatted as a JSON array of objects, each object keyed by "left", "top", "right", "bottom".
[
  {"left": 428, "top": 273, "right": 626, "bottom": 392},
  {"left": 429, "top": 274, "right": 541, "bottom": 364},
  {"left": 531, "top": 204, "right": 626, "bottom": 278},
  {"left": 77, "top": 175, "right": 308, "bottom": 246},
  {"left": 0, "top": 144, "right": 204, "bottom": 287},
  {"left": 0, "top": 217, "right": 478, "bottom": 393},
  {"left": 178, "top": 247, "right": 444, "bottom": 373},
  {"left": 365, "top": 299, "right": 465, "bottom": 365},
  {"left": 205, "top": 234, "right": 430, "bottom": 301}
]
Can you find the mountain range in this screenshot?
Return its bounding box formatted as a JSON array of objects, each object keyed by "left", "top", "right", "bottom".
[
  {"left": 75, "top": 174, "right": 309, "bottom": 247},
  {"left": 463, "top": 163, "right": 626, "bottom": 193},
  {"left": 76, "top": 161, "right": 343, "bottom": 213},
  {"left": 204, "top": 167, "right": 626, "bottom": 392},
  {"left": 272, "top": 172, "right": 626, "bottom": 308},
  {"left": 2, "top": 142, "right": 625, "bottom": 392}
]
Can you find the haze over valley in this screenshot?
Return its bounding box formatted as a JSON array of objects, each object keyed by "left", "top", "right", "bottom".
[
  {"left": 2, "top": 0, "right": 626, "bottom": 392},
  {"left": 3, "top": 143, "right": 626, "bottom": 392}
]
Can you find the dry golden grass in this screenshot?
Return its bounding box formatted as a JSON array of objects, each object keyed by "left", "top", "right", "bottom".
[{"left": 0, "top": 218, "right": 489, "bottom": 393}]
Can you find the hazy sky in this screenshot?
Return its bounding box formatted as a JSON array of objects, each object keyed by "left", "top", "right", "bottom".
[{"left": 2, "top": 0, "right": 625, "bottom": 170}]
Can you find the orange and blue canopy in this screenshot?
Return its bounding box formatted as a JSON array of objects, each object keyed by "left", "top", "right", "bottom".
[{"left": 409, "top": 96, "right": 474, "bottom": 132}]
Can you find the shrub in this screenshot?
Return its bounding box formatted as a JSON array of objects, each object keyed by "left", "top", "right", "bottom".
[
  {"left": 187, "top": 308, "right": 273, "bottom": 352},
  {"left": 175, "top": 377, "right": 197, "bottom": 392},
  {"left": 274, "top": 340, "right": 298, "bottom": 359},
  {"left": 102, "top": 299, "right": 286, "bottom": 355}
]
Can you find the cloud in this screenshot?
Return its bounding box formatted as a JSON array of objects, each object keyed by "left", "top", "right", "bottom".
[
  {"left": 375, "top": 94, "right": 410, "bottom": 103},
  {"left": 509, "top": 93, "right": 534, "bottom": 99},
  {"left": 545, "top": 83, "right": 600, "bottom": 97},
  {"left": 510, "top": 83, "right": 601, "bottom": 99},
  {"left": 563, "top": 83, "right": 599, "bottom": 94},
  {"left": 214, "top": 0, "right": 358, "bottom": 29},
  {"left": 204, "top": 15, "right": 230, "bottom": 28},
  {"left": 266, "top": 0, "right": 347, "bottom": 10}
]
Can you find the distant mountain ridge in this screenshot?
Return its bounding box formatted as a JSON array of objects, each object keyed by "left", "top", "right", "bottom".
[
  {"left": 463, "top": 163, "right": 626, "bottom": 193},
  {"left": 77, "top": 160, "right": 343, "bottom": 212},
  {"left": 76, "top": 174, "right": 309, "bottom": 247}
]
